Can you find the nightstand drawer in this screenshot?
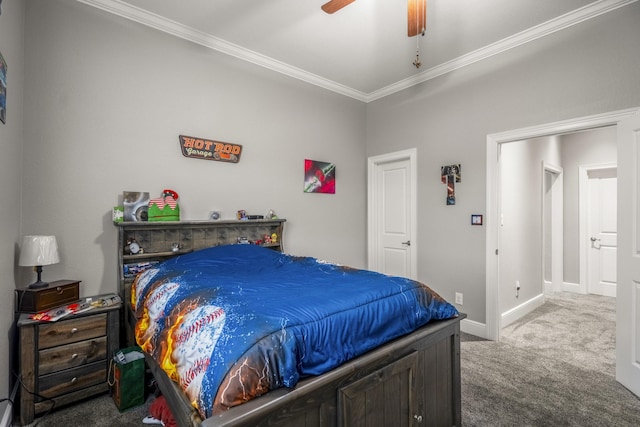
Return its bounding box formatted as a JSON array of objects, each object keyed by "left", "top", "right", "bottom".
[
  {"left": 38, "top": 361, "right": 106, "bottom": 399},
  {"left": 38, "top": 314, "right": 107, "bottom": 349},
  {"left": 39, "top": 336, "right": 107, "bottom": 375}
]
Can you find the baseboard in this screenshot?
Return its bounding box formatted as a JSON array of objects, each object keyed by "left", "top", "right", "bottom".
[
  {"left": 562, "top": 281, "right": 583, "bottom": 293},
  {"left": 501, "top": 293, "right": 545, "bottom": 328},
  {"left": 0, "top": 381, "right": 18, "bottom": 427},
  {"left": 565, "top": 281, "right": 615, "bottom": 297},
  {"left": 594, "top": 284, "right": 616, "bottom": 297},
  {"left": 461, "top": 318, "right": 487, "bottom": 339}
]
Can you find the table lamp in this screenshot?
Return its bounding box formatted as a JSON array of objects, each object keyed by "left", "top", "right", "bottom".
[{"left": 19, "top": 235, "right": 60, "bottom": 289}]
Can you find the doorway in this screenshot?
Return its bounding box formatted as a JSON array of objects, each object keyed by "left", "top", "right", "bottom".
[
  {"left": 485, "top": 108, "right": 636, "bottom": 341},
  {"left": 498, "top": 131, "right": 615, "bottom": 330}
]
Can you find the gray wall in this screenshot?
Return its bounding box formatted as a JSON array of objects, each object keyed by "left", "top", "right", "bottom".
[
  {"left": 500, "top": 137, "right": 561, "bottom": 314},
  {"left": 20, "top": 0, "right": 367, "bottom": 301},
  {"left": 365, "top": 2, "right": 640, "bottom": 323},
  {"left": 0, "top": 0, "right": 25, "bottom": 402}
]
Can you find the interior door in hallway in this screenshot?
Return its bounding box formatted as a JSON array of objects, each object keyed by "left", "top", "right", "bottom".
[
  {"left": 367, "top": 149, "right": 417, "bottom": 279},
  {"left": 616, "top": 113, "right": 640, "bottom": 398},
  {"left": 587, "top": 168, "right": 617, "bottom": 297}
]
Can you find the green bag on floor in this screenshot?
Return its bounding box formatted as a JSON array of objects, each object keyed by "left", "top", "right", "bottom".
[{"left": 108, "top": 346, "right": 145, "bottom": 412}]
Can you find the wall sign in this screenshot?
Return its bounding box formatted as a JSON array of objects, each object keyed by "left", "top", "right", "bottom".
[
  {"left": 441, "top": 164, "right": 461, "bottom": 205},
  {"left": 179, "top": 135, "right": 242, "bottom": 163}
]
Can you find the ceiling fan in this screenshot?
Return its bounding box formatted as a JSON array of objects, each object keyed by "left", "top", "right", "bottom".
[{"left": 321, "top": 0, "right": 426, "bottom": 37}]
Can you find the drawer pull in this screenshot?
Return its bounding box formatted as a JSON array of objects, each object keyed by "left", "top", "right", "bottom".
[
  {"left": 70, "top": 328, "right": 78, "bottom": 334},
  {"left": 56, "top": 286, "right": 63, "bottom": 294},
  {"left": 71, "top": 353, "right": 78, "bottom": 359},
  {"left": 71, "top": 377, "right": 77, "bottom": 383}
]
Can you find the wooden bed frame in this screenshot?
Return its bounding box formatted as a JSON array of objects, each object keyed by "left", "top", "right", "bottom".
[{"left": 115, "top": 220, "right": 464, "bottom": 427}]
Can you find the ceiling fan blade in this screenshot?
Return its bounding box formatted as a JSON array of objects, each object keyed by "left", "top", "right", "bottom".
[
  {"left": 321, "top": 0, "right": 356, "bottom": 14},
  {"left": 408, "top": 0, "right": 427, "bottom": 37}
]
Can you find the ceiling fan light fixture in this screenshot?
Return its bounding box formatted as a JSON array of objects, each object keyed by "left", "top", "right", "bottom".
[
  {"left": 408, "top": 0, "right": 427, "bottom": 37},
  {"left": 321, "top": 0, "right": 356, "bottom": 14}
]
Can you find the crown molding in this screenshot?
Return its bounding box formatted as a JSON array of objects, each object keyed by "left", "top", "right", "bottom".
[
  {"left": 77, "top": 0, "right": 636, "bottom": 103},
  {"left": 76, "top": 0, "right": 369, "bottom": 102},
  {"left": 366, "top": 0, "right": 638, "bottom": 102}
]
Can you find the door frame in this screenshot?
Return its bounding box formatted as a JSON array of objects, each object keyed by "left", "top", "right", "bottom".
[
  {"left": 486, "top": 108, "right": 638, "bottom": 340},
  {"left": 542, "top": 162, "right": 564, "bottom": 294},
  {"left": 579, "top": 163, "right": 617, "bottom": 295},
  {"left": 367, "top": 148, "right": 417, "bottom": 279}
]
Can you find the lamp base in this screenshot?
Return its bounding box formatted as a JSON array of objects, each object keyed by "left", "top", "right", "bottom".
[
  {"left": 27, "top": 265, "right": 50, "bottom": 289},
  {"left": 28, "top": 280, "right": 49, "bottom": 289}
]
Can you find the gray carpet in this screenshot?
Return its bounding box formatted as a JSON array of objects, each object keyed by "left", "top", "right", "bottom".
[
  {"left": 461, "top": 292, "right": 640, "bottom": 426},
  {"left": 23, "top": 292, "right": 640, "bottom": 426},
  {"left": 24, "top": 394, "right": 152, "bottom": 426}
]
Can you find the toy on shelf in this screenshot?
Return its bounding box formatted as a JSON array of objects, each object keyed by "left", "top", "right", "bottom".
[
  {"left": 125, "top": 238, "right": 142, "bottom": 255},
  {"left": 148, "top": 189, "right": 180, "bottom": 221}
]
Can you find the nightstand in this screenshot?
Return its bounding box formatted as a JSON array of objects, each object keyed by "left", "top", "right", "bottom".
[{"left": 17, "top": 301, "right": 121, "bottom": 426}]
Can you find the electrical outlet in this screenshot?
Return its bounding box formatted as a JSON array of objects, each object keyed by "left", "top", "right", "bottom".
[{"left": 455, "top": 292, "right": 463, "bottom": 305}]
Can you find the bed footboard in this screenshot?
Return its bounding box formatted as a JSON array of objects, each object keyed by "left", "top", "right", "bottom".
[{"left": 145, "top": 315, "right": 464, "bottom": 427}]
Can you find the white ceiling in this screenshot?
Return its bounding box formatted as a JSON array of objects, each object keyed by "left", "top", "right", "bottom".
[{"left": 78, "top": 0, "right": 634, "bottom": 102}]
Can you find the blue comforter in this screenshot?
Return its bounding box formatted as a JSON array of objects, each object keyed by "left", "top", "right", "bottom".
[{"left": 132, "top": 244, "right": 458, "bottom": 417}]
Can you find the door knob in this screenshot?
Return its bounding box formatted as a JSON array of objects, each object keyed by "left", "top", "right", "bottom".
[
  {"left": 401, "top": 241, "right": 411, "bottom": 246},
  {"left": 590, "top": 237, "right": 601, "bottom": 242}
]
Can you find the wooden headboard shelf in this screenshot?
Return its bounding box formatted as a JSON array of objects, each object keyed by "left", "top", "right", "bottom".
[
  {"left": 122, "top": 249, "right": 193, "bottom": 261},
  {"left": 114, "top": 218, "right": 285, "bottom": 345}
]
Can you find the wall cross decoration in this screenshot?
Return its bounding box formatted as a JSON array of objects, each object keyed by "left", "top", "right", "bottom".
[{"left": 441, "top": 164, "right": 461, "bottom": 205}]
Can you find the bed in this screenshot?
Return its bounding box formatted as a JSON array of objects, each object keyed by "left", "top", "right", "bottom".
[{"left": 116, "top": 220, "right": 464, "bottom": 427}]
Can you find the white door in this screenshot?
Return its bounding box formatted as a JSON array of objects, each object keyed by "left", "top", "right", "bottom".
[
  {"left": 367, "top": 149, "right": 417, "bottom": 279},
  {"left": 587, "top": 168, "right": 617, "bottom": 297},
  {"left": 378, "top": 159, "right": 411, "bottom": 277},
  {"left": 616, "top": 113, "right": 640, "bottom": 397}
]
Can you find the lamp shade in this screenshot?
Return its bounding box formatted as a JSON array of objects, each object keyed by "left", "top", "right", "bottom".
[{"left": 19, "top": 235, "right": 60, "bottom": 266}]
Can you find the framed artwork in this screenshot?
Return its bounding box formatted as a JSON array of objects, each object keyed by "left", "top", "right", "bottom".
[
  {"left": 0, "top": 50, "right": 6, "bottom": 124},
  {"left": 304, "top": 159, "right": 335, "bottom": 194},
  {"left": 471, "top": 214, "right": 483, "bottom": 225}
]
